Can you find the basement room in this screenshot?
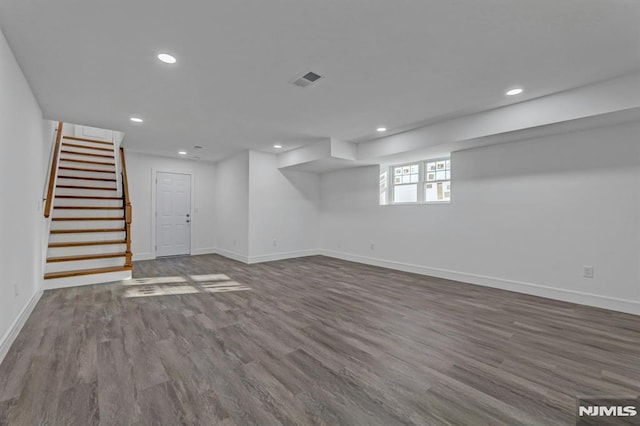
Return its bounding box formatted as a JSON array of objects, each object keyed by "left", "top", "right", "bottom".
[{"left": 0, "top": 1, "right": 639, "bottom": 425}]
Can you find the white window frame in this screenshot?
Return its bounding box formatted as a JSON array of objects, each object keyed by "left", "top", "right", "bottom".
[
  {"left": 390, "top": 161, "right": 422, "bottom": 204},
  {"left": 387, "top": 157, "right": 451, "bottom": 205}
]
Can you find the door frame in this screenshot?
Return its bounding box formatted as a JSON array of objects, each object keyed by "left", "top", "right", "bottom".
[{"left": 153, "top": 170, "right": 195, "bottom": 258}]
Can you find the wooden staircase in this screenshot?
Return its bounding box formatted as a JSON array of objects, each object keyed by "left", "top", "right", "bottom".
[{"left": 43, "top": 123, "right": 133, "bottom": 288}]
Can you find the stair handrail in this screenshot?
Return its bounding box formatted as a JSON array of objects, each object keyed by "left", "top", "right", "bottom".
[
  {"left": 120, "top": 147, "right": 133, "bottom": 269},
  {"left": 44, "top": 121, "right": 64, "bottom": 218}
]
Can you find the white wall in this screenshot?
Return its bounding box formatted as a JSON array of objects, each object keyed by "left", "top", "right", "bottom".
[
  {"left": 320, "top": 121, "right": 640, "bottom": 314},
  {"left": 0, "top": 28, "right": 46, "bottom": 362},
  {"left": 248, "top": 151, "right": 320, "bottom": 262},
  {"left": 214, "top": 151, "right": 250, "bottom": 260},
  {"left": 126, "top": 152, "right": 216, "bottom": 260}
]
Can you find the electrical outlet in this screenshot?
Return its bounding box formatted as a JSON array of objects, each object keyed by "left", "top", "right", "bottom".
[
  {"left": 370, "top": 243, "right": 375, "bottom": 250},
  {"left": 583, "top": 265, "right": 594, "bottom": 279}
]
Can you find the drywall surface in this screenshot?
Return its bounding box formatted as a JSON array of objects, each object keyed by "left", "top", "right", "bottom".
[{"left": 320, "top": 121, "right": 640, "bottom": 314}]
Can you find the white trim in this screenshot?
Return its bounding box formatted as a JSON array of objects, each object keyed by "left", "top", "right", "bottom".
[
  {"left": 0, "top": 290, "right": 43, "bottom": 366},
  {"left": 319, "top": 249, "right": 640, "bottom": 316},
  {"left": 44, "top": 270, "right": 132, "bottom": 290},
  {"left": 215, "top": 248, "right": 250, "bottom": 263},
  {"left": 192, "top": 247, "right": 217, "bottom": 256},
  {"left": 248, "top": 249, "right": 320, "bottom": 264},
  {"left": 133, "top": 252, "right": 155, "bottom": 261}
]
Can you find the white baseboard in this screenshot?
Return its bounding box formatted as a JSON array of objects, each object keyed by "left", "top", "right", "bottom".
[
  {"left": 0, "top": 290, "right": 43, "bottom": 366},
  {"left": 215, "top": 248, "right": 249, "bottom": 263},
  {"left": 192, "top": 247, "right": 217, "bottom": 256},
  {"left": 248, "top": 249, "right": 320, "bottom": 264},
  {"left": 134, "top": 248, "right": 218, "bottom": 261},
  {"left": 133, "top": 252, "right": 155, "bottom": 261},
  {"left": 319, "top": 249, "right": 640, "bottom": 316}
]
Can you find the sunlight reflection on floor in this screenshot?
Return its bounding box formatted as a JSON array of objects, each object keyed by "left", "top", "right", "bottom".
[{"left": 122, "top": 274, "right": 250, "bottom": 298}]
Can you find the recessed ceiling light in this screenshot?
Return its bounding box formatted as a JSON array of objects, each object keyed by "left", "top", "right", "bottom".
[
  {"left": 157, "top": 53, "right": 177, "bottom": 64},
  {"left": 178, "top": 151, "right": 187, "bottom": 155},
  {"left": 273, "top": 144, "right": 283, "bottom": 149},
  {"left": 130, "top": 117, "right": 143, "bottom": 123},
  {"left": 506, "top": 88, "right": 523, "bottom": 96},
  {"left": 376, "top": 127, "right": 387, "bottom": 132}
]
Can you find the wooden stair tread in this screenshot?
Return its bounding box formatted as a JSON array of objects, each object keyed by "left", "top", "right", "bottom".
[
  {"left": 56, "top": 185, "right": 116, "bottom": 191},
  {"left": 62, "top": 142, "right": 114, "bottom": 152},
  {"left": 59, "top": 166, "right": 116, "bottom": 174},
  {"left": 58, "top": 175, "right": 117, "bottom": 182},
  {"left": 55, "top": 195, "right": 122, "bottom": 200},
  {"left": 63, "top": 136, "right": 113, "bottom": 145},
  {"left": 49, "top": 239, "right": 126, "bottom": 248},
  {"left": 44, "top": 265, "right": 131, "bottom": 280},
  {"left": 47, "top": 252, "right": 126, "bottom": 263},
  {"left": 50, "top": 228, "right": 125, "bottom": 234},
  {"left": 54, "top": 206, "right": 122, "bottom": 210},
  {"left": 61, "top": 150, "right": 114, "bottom": 159},
  {"left": 59, "top": 158, "right": 115, "bottom": 166},
  {"left": 52, "top": 217, "right": 124, "bottom": 221}
]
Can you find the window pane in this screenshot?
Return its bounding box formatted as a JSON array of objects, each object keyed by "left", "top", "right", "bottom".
[
  {"left": 402, "top": 175, "right": 411, "bottom": 183},
  {"left": 443, "top": 181, "right": 451, "bottom": 200},
  {"left": 394, "top": 184, "right": 417, "bottom": 203},
  {"left": 410, "top": 174, "right": 418, "bottom": 183},
  {"left": 425, "top": 183, "right": 437, "bottom": 202},
  {"left": 425, "top": 181, "right": 451, "bottom": 202},
  {"left": 436, "top": 161, "right": 446, "bottom": 171},
  {"left": 446, "top": 160, "right": 451, "bottom": 170},
  {"left": 426, "top": 172, "right": 436, "bottom": 181},
  {"left": 445, "top": 170, "right": 450, "bottom": 180},
  {"left": 410, "top": 164, "right": 419, "bottom": 174},
  {"left": 427, "top": 162, "right": 436, "bottom": 172},
  {"left": 394, "top": 167, "right": 402, "bottom": 176},
  {"left": 394, "top": 176, "right": 402, "bottom": 184}
]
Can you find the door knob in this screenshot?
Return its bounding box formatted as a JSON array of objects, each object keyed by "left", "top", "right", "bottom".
[
  {"left": 186, "top": 214, "right": 190, "bottom": 217},
  {"left": 186, "top": 220, "right": 191, "bottom": 223}
]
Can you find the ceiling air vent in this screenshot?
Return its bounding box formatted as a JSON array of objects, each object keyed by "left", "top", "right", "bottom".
[{"left": 293, "top": 71, "right": 322, "bottom": 88}]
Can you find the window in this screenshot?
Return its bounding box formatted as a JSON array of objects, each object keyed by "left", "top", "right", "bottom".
[
  {"left": 392, "top": 163, "right": 419, "bottom": 203},
  {"left": 424, "top": 159, "right": 451, "bottom": 203},
  {"left": 382, "top": 157, "right": 451, "bottom": 205}
]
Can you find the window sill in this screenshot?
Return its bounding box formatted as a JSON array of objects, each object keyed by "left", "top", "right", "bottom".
[{"left": 383, "top": 200, "right": 451, "bottom": 206}]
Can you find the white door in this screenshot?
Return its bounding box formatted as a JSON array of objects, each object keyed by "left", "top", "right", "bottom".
[{"left": 156, "top": 172, "right": 191, "bottom": 257}]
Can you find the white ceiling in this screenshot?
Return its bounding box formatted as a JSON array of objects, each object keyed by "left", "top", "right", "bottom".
[{"left": 1, "top": 0, "right": 638, "bottom": 161}]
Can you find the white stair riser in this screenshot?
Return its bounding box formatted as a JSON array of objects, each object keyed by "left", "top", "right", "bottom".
[
  {"left": 51, "top": 220, "right": 125, "bottom": 230},
  {"left": 45, "top": 270, "right": 132, "bottom": 290},
  {"left": 49, "top": 231, "right": 125, "bottom": 243},
  {"left": 61, "top": 137, "right": 115, "bottom": 151},
  {"left": 48, "top": 243, "right": 127, "bottom": 258},
  {"left": 52, "top": 209, "right": 123, "bottom": 218},
  {"left": 55, "top": 187, "right": 119, "bottom": 197},
  {"left": 59, "top": 152, "right": 115, "bottom": 163},
  {"left": 61, "top": 145, "right": 116, "bottom": 156},
  {"left": 54, "top": 198, "right": 123, "bottom": 208},
  {"left": 57, "top": 169, "right": 117, "bottom": 180},
  {"left": 58, "top": 160, "right": 115, "bottom": 172},
  {"left": 56, "top": 178, "right": 117, "bottom": 189},
  {"left": 45, "top": 257, "right": 125, "bottom": 273}
]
